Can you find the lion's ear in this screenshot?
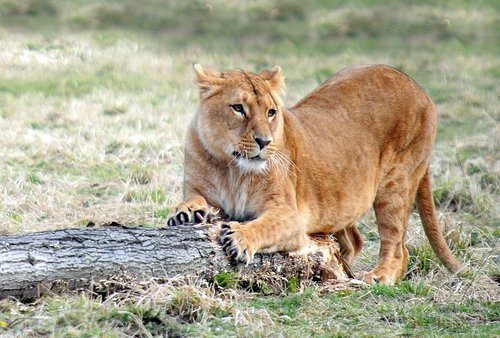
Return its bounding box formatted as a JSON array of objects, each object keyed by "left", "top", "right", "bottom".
[
  {"left": 194, "top": 64, "right": 225, "bottom": 99},
  {"left": 259, "top": 66, "right": 286, "bottom": 96}
]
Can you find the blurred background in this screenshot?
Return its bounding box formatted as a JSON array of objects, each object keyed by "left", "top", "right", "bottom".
[{"left": 1, "top": 0, "right": 498, "bottom": 130}]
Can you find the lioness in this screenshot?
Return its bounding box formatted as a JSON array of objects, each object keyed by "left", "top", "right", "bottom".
[{"left": 167, "top": 64, "right": 461, "bottom": 284}]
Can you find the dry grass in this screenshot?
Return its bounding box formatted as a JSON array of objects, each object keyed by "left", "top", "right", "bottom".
[
  {"left": 0, "top": 33, "right": 190, "bottom": 233},
  {"left": 0, "top": 0, "right": 498, "bottom": 336}
]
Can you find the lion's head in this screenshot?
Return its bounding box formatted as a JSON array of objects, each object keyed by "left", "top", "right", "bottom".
[{"left": 193, "top": 64, "right": 286, "bottom": 174}]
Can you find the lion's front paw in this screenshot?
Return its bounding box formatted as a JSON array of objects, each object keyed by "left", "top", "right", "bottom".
[
  {"left": 167, "top": 202, "right": 217, "bottom": 226},
  {"left": 219, "top": 222, "right": 257, "bottom": 264}
]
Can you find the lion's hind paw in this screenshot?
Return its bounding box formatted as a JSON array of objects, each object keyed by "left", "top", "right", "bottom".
[{"left": 356, "top": 270, "right": 395, "bottom": 285}]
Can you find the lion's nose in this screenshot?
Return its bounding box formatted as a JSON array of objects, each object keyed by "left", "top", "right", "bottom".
[{"left": 254, "top": 136, "right": 271, "bottom": 150}]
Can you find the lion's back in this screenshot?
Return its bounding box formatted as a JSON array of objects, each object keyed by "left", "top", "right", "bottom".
[{"left": 290, "top": 64, "right": 436, "bottom": 153}]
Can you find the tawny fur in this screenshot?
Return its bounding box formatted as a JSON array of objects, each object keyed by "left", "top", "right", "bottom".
[{"left": 167, "top": 64, "right": 462, "bottom": 284}]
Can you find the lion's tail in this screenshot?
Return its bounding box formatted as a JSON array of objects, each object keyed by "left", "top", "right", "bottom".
[{"left": 416, "top": 168, "right": 462, "bottom": 273}]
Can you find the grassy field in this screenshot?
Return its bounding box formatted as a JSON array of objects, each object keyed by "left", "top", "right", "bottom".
[{"left": 0, "top": 0, "right": 498, "bottom": 336}]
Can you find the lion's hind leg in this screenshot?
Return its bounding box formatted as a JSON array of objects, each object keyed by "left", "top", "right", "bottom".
[
  {"left": 334, "top": 223, "right": 364, "bottom": 264},
  {"left": 359, "top": 164, "right": 426, "bottom": 285}
]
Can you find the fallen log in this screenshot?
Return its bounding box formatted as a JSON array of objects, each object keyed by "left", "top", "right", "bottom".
[{"left": 0, "top": 223, "right": 354, "bottom": 301}]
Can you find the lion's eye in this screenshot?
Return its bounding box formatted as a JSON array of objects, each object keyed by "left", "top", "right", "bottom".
[
  {"left": 268, "top": 109, "right": 277, "bottom": 118},
  {"left": 230, "top": 104, "right": 245, "bottom": 116}
]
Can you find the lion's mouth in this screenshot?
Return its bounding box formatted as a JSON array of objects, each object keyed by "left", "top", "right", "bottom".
[
  {"left": 231, "top": 151, "right": 268, "bottom": 173},
  {"left": 232, "top": 151, "right": 265, "bottom": 162}
]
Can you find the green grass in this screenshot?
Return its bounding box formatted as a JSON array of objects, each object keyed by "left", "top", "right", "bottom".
[
  {"left": 1, "top": 282, "right": 497, "bottom": 337},
  {"left": 0, "top": 0, "right": 498, "bottom": 336},
  {"left": 0, "top": 71, "right": 150, "bottom": 97}
]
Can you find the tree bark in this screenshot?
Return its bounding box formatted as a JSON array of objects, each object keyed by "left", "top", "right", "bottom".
[{"left": 0, "top": 223, "right": 353, "bottom": 301}]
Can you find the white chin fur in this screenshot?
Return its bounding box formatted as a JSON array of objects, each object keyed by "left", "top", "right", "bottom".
[{"left": 236, "top": 157, "right": 267, "bottom": 174}]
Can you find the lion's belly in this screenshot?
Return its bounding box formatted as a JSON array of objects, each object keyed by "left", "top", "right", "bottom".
[
  {"left": 302, "top": 182, "right": 377, "bottom": 234},
  {"left": 307, "top": 188, "right": 375, "bottom": 234},
  {"left": 296, "top": 133, "right": 382, "bottom": 234}
]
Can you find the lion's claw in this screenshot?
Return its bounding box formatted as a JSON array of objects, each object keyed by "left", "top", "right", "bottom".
[
  {"left": 227, "top": 247, "right": 238, "bottom": 259},
  {"left": 221, "top": 237, "right": 231, "bottom": 247},
  {"left": 194, "top": 210, "right": 206, "bottom": 222},
  {"left": 177, "top": 212, "right": 189, "bottom": 224}
]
